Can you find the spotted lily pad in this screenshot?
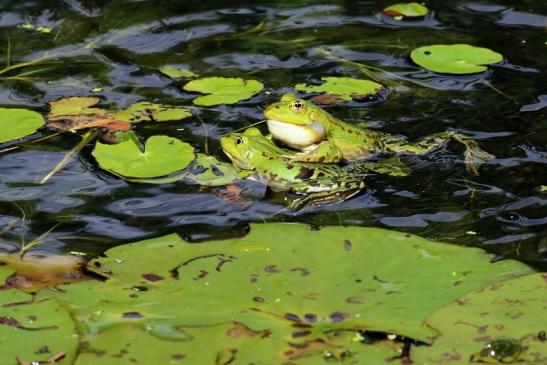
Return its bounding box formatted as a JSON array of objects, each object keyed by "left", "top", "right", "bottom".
[
  {"left": 0, "top": 108, "right": 45, "bottom": 143},
  {"left": 51, "top": 223, "right": 531, "bottom": 365},
  {"left": 383, "top": 3, "right": 429, "bottom": 19},
  {"left": 410, "top": 44, "right": 503, "bottom": 74},
  {"left": 159, "top": 65, "right": 198, "bottom": 79},
  {"left": 183, "top": 77, "right": 264, "bottom": 106},
  {"left": 48, "top": 96, "right": 107, "bottom": 117},
  {"left": 0, "top": 266, "right": 78, "bottom": 363},
  {"left": 114, "top": 102, "right": 192, "bottom": 123},
  {"left": 185, "top": 153, "right": 240, "bottom": 186},
  {"left": 294, "top": 77, "right": 384, "bottom": 102},
  {"left": 92, "top": 135, "right": 194, "bottom": 178},
  {"left": 414, "top": 273, "right": 547, "bottom": 364}
]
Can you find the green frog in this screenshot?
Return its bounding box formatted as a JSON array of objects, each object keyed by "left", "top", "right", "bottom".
[
  {"left": 264, "top": 93, "right": 494, "bottom": 174},
  {"left": 220, "top": 127, "right": 367, "bottom": 209}
]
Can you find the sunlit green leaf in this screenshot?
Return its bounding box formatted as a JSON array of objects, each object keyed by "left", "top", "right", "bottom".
[
  {"left": 114, "top": 102, "right": 192, "bottom": 123},
  {"left": 383, "top": 3, "right": 429, "bottom": 19},
  {"left": 0, "top": 108, "right": 45, "bottom": 143},
  {"left": 0, "top": 267, "right": 78, "bottom": 363},
  {"left": 414, "top": 273, "right": 547, "bottom": 364},
  {"left": 410, "top": 44, "right": 503, "bottom": 74},
  {"left": 159, "top": 65, "right": 198, "bottom": 79},
  {"left": 92, "top": 135, "right": 194, "bottom": 178},
  {"left": 183, "top": 77, "right": 264, "bottom": 106},
  {"left": 48, "top": 96, "right": 107, "bottom": 117},
  {"left": 294, "top": 77, "right": 383, "bottom": 101}
]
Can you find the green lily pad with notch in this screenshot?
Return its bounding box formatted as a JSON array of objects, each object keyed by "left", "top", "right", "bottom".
[
  {"left": 159, "top": 65, "right": 198, "bottom": 79},
  {"left": 410, "top": 44, "right": 503, "bottom": 74},
  {"left": 51, "top": 223, "right": 532, "bottom": 364},
  {"left": 0, "top": 266, "right": 78, "bottom": 363},
  {"left": 294, "top": 77, "right": 384, "bottom": 101},
  {"left": 92, "top": 135, "right": 194, "bottom": 178},
  {"left": 383, "top": 3, "right": 429, "bottom": 19},
  {"left": 48, "top": 96, "right": 107, "bottom": 117},
  {"left": 414, "top": 273, "right": 547, "bottom": 364},
  {"left": 183, "top": 77, "right": 264, "bottom": 106},
  {"left": 0, "top": 108, "right": 45, "bottom": 143},
  {"left": 114, "top": 102, "right": 192, "bottom": 123}
]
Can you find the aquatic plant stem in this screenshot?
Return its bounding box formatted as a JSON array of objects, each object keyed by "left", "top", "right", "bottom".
[{"left": 39, "top": 130, "right": 97, "bottom": 184}]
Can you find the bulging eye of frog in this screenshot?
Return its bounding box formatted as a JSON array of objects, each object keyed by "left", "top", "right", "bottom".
[
  {"left": 290, "top": 100, "right": 306, "bottom": 114},
  {"left": 236, "top": 137, "right": 243, "bottom": 145}
]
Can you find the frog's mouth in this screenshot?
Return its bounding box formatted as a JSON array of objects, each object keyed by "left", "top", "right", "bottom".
[{"left": 267, "top": 119, "right": 325, "bottom": 149}]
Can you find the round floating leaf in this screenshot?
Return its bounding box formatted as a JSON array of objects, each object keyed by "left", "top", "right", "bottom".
[
  {"left": 92, "top": 135, "right": 194, "bottom": 178},
  {"left": 410, "top": 44, "right": 503, "bottom": 74},
  {"left": 0, "top": 108, "right": 45, "bottom": 143},
  {"left": 383, "top": 3, "right": 429, "bottom": 18},
  {"left": 55, "top": 223, "right": 530, "bottom": 363},
  {"left": 294, "top": 77, "right": 383, "bottom": 101},
  {"left": 183, "top": 77, "right": 264, "bottom": 106},
  {"left": 0, "top": 267, "right": 78, "bottom": 363},
  {"left": 159, "top": 65, "right": 198, "bottom": 79},
  {"left": 48, "top": 96, "right": 107, "bottom": 117},
  {"left": 114, "top": 102, "right": 192, "bottom": 123},
  {"left": 414, "top": 273, "right": 547, "bottom": 364}
]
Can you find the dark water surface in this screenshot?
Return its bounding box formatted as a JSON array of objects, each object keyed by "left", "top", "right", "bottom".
[{"left": 0, "top": 1, "right": 545, "bottom": 269}]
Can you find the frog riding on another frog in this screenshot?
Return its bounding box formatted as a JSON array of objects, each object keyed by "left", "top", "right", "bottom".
[
  {"left": 220, "top": 127, "right": 368, "bottom": 210},
  {"left": 264, "top": 93, "right": 494, "bottom": 174}
]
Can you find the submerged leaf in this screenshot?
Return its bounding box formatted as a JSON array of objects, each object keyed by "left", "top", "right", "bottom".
[
  {"left": 92, "top": 135, "right": 195, "bottom": 178},
  {"left": 159, "top": 65, "right": 198, "bottom": 79},
  {"left": 114, "top": 102, "right": 192, "bottom": 123},
  {"left": 383, "top": 3, "right": 429, "bottom": 18},
  {"left": 410, "top": 44, "right": 503, "bottom": 74},
  {"left": 294, "top": 77, "right": 383, "bottom": 102},
  {"left": 0, "top": 108, "right": 45, "bottom": 143},
  {"left": 183, "top": 77, "right": 264, "bottom": 106}
]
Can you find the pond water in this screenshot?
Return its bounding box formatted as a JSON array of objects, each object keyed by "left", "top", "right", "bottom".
[{"left": 0, "top": 0, "right": 545, "bottom": 270}]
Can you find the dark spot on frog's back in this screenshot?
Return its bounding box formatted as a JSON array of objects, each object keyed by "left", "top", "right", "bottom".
[
  {"left": 142, "top": 273, "right": 164, "bottom": 282},
  {"left": 296, "top": 167, "right": 314, "bottom": 180}
]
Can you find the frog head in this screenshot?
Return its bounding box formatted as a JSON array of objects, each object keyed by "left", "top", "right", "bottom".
[
  {"left": 220, "top": 128, "right": 278, "bottom": 170},
  {"left": 263, "top": 93, "right": 327, "bottom": 149}
]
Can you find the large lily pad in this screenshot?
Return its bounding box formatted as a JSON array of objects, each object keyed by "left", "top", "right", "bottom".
[
  {"left": 410, "top": 44, "right": 503, "bottom": 74},
  {"left": 294, "top": 77, "right": 383, "bottom": 102},
  {"left": 414, "top": 273, "right": 547, "bottom": 364},
  {"left": 92, "top": 135, "right": 194, "bottom": 178},
  {"left": 183, "top": 76, "right": 264, "bottom": 106},
  {"left": 114, "top": 102, "right": 192, "bottom": 123},
  {"left": 383, "top": 3, "right": 429, "bottom": 19},
  {"left": 0, "top": 266, "right": 78, "bottom": 364},
  {"left": 52, "top": 223, "right": 531, "bottom": 364},
  {"left": 0, "top": 108, "right": 45, "bottom": 143}
]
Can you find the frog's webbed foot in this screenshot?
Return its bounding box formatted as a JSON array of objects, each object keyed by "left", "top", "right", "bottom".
[
  {"left": 462, "top": 141, "right": 494, "bottom": 175},
  {"left": 289, "top": 141, "right": 344, "bottom": 163}
]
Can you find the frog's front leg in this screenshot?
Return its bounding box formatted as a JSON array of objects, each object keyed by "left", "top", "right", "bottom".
[
  {"left": 383, "top": 131, "right": 494, "bottom": 175},
  {"left": 288, "top": 141, "right": 344, "bottom": 163}
]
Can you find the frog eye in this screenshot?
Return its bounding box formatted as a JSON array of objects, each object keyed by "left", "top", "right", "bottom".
[
  {"left": 289, "top": 100, "right": 306, "bottom": 114},
  {"left": 235, "top": 137, "right": 243, "bottom": 145}
]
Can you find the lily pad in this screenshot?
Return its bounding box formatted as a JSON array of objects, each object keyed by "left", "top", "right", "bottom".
[
  {"left": 114, "top": 102, "right": 192, "bottom": 123},
  {"left": 48, "top": 96, "right": 107, "bottom": 117},
  {"left": 92, "top": 135, "right": 194, "bottom": 178},
  {"left": 414, "top": 273, "right": 547, "bottom": 364},
  {"left": 0, "top": 266, "right": 78, "bottom": 364},
  {"left": 294, "top": 77, "right": 384, "bottom": 101},
  {"left": 383, "top": 3, "right": 429, "bottom": 19},
  {"left": 52, "top": 223, "right": 531, "bottom": 364},
  {"left": 185, "top": 153, "right": 240, "bottom": 186},
  {"left": 183, "top": 77, "right": 264, "bottom": 106},
  {"left": 410, "top": 44, "right": 503, "bottom": 74},
  {"left": 159, "top": 65, "right": 198, "bottom": 79},
  {"left": 0, "top": 108, "right": 45, "bottom": 143}
]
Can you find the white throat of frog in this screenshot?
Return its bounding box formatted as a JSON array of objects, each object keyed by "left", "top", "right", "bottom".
[{"left": 267, "top": 119, "right": 326, "bottom": 149}]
